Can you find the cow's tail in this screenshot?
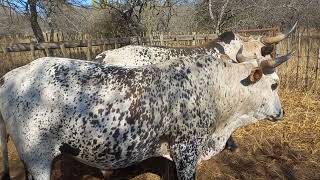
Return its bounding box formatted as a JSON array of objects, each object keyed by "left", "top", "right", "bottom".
[{"left": 0, "top": 112, "right": 10, "bottom": 179}]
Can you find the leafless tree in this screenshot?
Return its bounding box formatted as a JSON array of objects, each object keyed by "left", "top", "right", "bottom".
[
  {"left": 0, "top": 0, "right": 46, "bottom": 42},
  {"left": 208, "top": 0, "right": 230, "bottom": 33},
  {"left": 93, "top": 0, "right": 149, "bottom": 36},
  {"left": 0, "top": 0, "right": 89, "bottom": 42},
  {"left": 195, "top": 0, "right": 319, "bottom": 33},
  {"left": 0, "top": 0, "right": 319, "bottom": 39}
]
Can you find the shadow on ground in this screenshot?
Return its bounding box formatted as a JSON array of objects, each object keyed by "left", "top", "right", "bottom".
[{"left": 1, "top": 139, "right": 319, "bottom": 180}]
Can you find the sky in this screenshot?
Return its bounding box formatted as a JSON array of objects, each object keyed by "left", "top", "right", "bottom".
[{"left": 82, "top": 0, "right": 92, "bottom": 5}]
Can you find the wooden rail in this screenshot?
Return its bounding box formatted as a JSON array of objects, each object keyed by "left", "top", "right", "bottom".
[
  {"left": 0, "top": 34, "right": 217, "bottom": 54},
  {"left": 0, "top": 37, "right": 143, "bottom": 53},
  {"left": 236, "top": 27, "right": 278, "bottom": 33}
]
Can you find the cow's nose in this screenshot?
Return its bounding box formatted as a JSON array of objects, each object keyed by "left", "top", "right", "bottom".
[{"left": 275, "top": 109, "right": 284, "bottom": 120}]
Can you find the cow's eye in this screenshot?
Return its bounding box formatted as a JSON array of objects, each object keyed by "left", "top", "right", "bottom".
[{"left": 271, "top": 83, "right": 278, "bottom": 90}]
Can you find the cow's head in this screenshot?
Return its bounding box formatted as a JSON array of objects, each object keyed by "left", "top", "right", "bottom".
[
  {"left": 211, "top": 22, "right": 297, "bottom": 63},
  {"left": 237, "top": 22, "right": 297, "bottom": 60},
  {"left": 200, "top": 50, "right": 294, "bottom": 161},
  {"left": 238, "top": 51, "right": 294, "bottom": 123},
  {"left": 208, "top": 51, "right": 294, "bottom": 131}
]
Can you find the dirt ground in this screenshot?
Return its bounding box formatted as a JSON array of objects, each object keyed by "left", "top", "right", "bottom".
[{"left": 0, "top": 90, "right": 319, "bottom": 180}]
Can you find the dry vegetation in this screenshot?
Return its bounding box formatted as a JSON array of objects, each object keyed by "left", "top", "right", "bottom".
[{"left": 0, "top": 33, "right": 319, "bottom": 180}]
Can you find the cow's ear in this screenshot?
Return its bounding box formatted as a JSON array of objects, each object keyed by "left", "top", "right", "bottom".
[{"left": 249, "top": 67, "right": 263, "bottom": 83}]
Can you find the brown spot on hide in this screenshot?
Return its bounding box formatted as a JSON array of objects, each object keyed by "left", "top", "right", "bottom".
[
  {"left": 220, "top": 54, "right": 231, "bottom": 62},
  {"left": 249, "top": 67, "right": 263, "bottom": 83}
]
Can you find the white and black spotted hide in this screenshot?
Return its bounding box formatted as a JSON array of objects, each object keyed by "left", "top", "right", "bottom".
[{"left": 0, "top": 55, "right": 284, "bottom": 180}]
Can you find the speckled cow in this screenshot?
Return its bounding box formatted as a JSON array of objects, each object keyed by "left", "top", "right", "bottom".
[
  {"left": 0, "top": 52, "right": 291, "bottom": 180},
  {"left": 94, "top": 22, "right": 297, "bottom": 66},
  {"left": 93, "top": 34, "right": 242, "bottom": 67},
  {"left": 91, "top": 23, "right": 297, "bottom": 156},
  {"left": 94, "top": 46, "right": 242, "bottom": 153}
]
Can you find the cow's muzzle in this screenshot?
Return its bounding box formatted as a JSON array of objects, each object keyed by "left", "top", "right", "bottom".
[{"left": 267, "top": 109, "right": 285, "bottom": 122}]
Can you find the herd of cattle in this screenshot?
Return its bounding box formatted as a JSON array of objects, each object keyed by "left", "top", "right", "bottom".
[{"left": 0, "top": 22, "right": 296, "bottom": 180}]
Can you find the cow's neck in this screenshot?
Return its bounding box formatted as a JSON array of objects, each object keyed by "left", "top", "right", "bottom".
[{"left": 178, "top": 58, "right": 263, "bottom": 159}]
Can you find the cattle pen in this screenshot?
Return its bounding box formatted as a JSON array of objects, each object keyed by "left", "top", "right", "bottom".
[{"left": 0, "top": 27, "right": 319, "bottom": 180}]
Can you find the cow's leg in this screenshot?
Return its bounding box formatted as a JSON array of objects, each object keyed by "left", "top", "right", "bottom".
[
  {"left": 225, "top": 136, "right": 238, "bottom": 152},
  {"left": 22, "top": 161, "right": 33, "bottom": 180},
  {"left": 20, "top": 150, "right": 56, "bottom": 180},
  {"left": 25, "top": 170, "right": 33, "bottom": 180},
  {"left": 25, "top": 159, "right": 52, "bottom": 180},
  {"left": 0, "top": 113, "right": 10, "bottom": 180},
  {"left": 171, "top": 141, "right": 199, "bottom": 180}
]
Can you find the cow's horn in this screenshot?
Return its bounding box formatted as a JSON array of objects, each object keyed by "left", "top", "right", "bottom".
[
  {"left": 261, "top": 21, "right": 298, "bottom": 44},
  {"left": 236, "top": 46, "right": 257, "bottom": 63},
  {"left": 260, "top": 51, "right": 295, "bottom": 69}
]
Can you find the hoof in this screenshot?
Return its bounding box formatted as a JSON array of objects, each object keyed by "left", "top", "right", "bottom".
[
  {"left": 101, "top": 170, "right": 113, "bottom": 178},
  {"left": 225, "top": 137, "right": 238, "bottom": 152},
  {"left": 226, "top": 143, "right": 238, "bottom": 152},
  {"left": 1, "top": 173, "right": 10, "bottom": 180}
]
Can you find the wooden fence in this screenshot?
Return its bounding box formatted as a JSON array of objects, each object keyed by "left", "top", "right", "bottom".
[
  {"left": 0, "top": 32, "right": 217, "bottom": 59},
  {"left": 276, "top": 28, "right": 320, "bottom": 91},
  {"left": 0, "top": 28, "right": 319, "bottom": 92},
  {"left": 236, "top": 26, "right": 320, "bottom": 92}
]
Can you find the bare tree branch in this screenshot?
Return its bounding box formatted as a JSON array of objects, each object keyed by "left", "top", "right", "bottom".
[
  {"left": 208, "top": 0, "right": 214, "bottom": 21},
  {"left": 215, "top": 0, "right": 229, "bottom": 33}
]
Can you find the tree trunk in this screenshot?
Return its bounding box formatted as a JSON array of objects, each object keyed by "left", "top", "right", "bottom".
[
  {"left": 46, "top": 0, "right": 57, "bottom": 42},
  {"left": 28, "top": 0, "right": 45, "bottom": 43},
  {"left": 208, "top": 0, "right": 215, "bottom": 21},
  {"left": 122, "top": 11, "right": 140, "bottom": 37},
  {"left": 215, "top": 0, "right": 230, "bottom": 34},
  {"left": 46, "top": 0, "right": 56, "bottom": 56},
  {"left": 164, "top": 0, "right": 173, "bottom": 32}
]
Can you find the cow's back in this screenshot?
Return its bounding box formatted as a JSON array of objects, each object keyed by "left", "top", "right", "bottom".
[
  {"left": 0, "top": 57, "right": 176, "bottom": 169},
  {"left": 94, "top": 45, "right": 222, "bottom": 67}
]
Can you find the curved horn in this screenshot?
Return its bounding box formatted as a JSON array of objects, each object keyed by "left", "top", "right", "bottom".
[
  {"left": 261, "top": 21, "right": 298, "bottom": 44},
  {"left": 236, "top": 46, "right": 257, "bottom": 63},
  {"left": 260, "top": 51, "right": 295, "bottom": 69}
]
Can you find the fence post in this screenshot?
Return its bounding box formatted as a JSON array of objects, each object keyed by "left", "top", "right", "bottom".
[
  {"left": 305, "top": 29, "right": 311, "bottom": 90},
  {"left": 315, "top": 48, "right": 320, "bottom": 91},
  {"left": 160, "top": 32, "right": 164, "bottom": 46},
  {"left": 296, "top": 32, "right": 301, "bottom": 87},
  {"left": 43, "top": 33, "right": 47, "bottom": 42},
  {"left": 149, "top": 33, "right": 153, "bottom": 46},
  {"left": 114, "top": 38, "right": 118, "bottom": 49},
  {"left": 285, "top": 35, "right": 291, "bottom": 89},
  {"left": 60, "top": 32, "right": 64, "bottom": 41},
  {"left": 272, "top": 26, "right": 280, "bottom": 58},
  {"left": 103, "top": 42, "right": 107, "bottom": 51},
  {"left": 30, "top": 43, "right": 35, "bottom": 60},
  {"left": 60, "top": 43, "right": 67, "bottom": 58},
  {"left": 44, "top": 43, "right": 50, "bottom": 57},
  {"left": 1, "top": 46, "right": 7, "bottom": 54},
  {"left": 192, "top": 32, "right": 196, "bottom": 46},
  {"left": 56, "top": 32, "right": 60, "bottom": 42},
  {"left": 86, "top": 39, "right": 92, "bottom": 61},
  {"left": 141, "top": 32, "right": 144, "bottom": 45}
]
